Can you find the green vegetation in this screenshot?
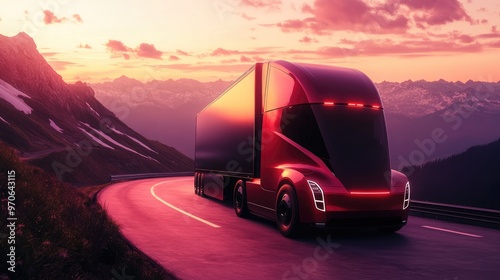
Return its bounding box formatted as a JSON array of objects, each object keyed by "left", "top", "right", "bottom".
[{"left": 0, "top": 143, "right": 177, "bottom": 279}]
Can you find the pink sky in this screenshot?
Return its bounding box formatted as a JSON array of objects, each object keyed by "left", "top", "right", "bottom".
[{"left": 0, "top": 0, "right": 499, "bottom": 83}]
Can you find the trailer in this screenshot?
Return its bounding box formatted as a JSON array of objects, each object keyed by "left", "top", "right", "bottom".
[{"left": 194, "top": 61, "right": 410, "bottom": 237}]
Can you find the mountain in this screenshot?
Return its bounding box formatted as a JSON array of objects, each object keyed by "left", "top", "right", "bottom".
[
  {"left": 0, "top": 33, "right": 193, "bottom": 185},
  {"left": 403, "top": 138, "right": 500, "bottom": 210},
  {"left": 91, "top": 77, "right": 232, "bottom": 158},
  {"left": 376, "top": 79, "right": 500, "bottom": 118},
  {"left": 377, "top": 80, "right": 500, "bottom": 168}
]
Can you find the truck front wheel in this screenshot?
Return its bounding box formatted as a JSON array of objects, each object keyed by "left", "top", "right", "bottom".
[
  {"left": 233, "top": 180, "right": 248, "bottom": 217},
  {"left": 276, "top": 184, "right": 300, "bottom": 237}
]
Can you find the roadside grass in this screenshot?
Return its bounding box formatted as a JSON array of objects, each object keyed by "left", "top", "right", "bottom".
[{"left": 0, "top": 143, "right": 177, "bottom": 279}]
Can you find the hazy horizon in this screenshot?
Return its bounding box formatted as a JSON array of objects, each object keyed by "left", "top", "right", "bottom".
[{"left": 88, "top": 73, "right": 500, "bottom": 85}]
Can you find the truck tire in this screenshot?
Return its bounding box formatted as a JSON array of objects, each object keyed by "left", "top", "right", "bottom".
[
  {"left": 276, "top": 184, "right": 300, "bottom": 237},
  {"left": 199, "top": 173, "right": 205, "bottom": 197},
  {"left": 233, "top": 180, "right": 249, "bottom": 217},
  {"left": 194, "top": 172, "right": 199, "bottom": 195}
]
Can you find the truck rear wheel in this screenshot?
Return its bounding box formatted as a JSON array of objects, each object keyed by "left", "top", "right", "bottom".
[
  {"left": 233, "top": 180, "right": 249, "bottom": 217},
  {"left": 276, "top": 184, "right": 300, "bottom": 237},
  {"left": 197, "top": 173, "right": 205, "bottom": 197},
  {"left": 194, "top": 172, "right": 199, "bottom": 195}
]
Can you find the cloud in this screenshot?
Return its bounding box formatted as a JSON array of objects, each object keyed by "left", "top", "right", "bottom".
[
  {"left": 299, "top": 36, "right": 318, "bottom": 44},
  {"left": 400, "top": 0, "right": 474, "bottom": 26},
  {"left": 325, "top": 36, "right": 483, "bottom": 57},
  {"left": 276, "top": 32, "right": 484, "bottom": 60},
  {"left": 457, "top": 34, "right": 474, "bottom": 43},
  {"left": 169, "top": 55, "right": 180, "bottom": 61},
  {"left": 43, "top": 10, "right": 68, "bottom": 24},
  {"left": 221, "top": 59, "right": 239, "bottom": 64},
  {"left": 47, "top": 60, "right": 76, "bottom": 71},
  {"left": 277, "top": 19, "right": 309, "bottom": 32},
  {"left": 492, "top": 26, "right": 498, "bottom": 34},
  {"left": 221, "top": 55, "right": 265, "bottom": 63},
  {"left": 73, "top": 14, "right": 83, "bottom": 23},
  {"left": 240, "top": 0, "right": 281, "bottom": 10},
  {"left": 488, "top": 40, "right": 500, "bottom": 48},
  {"left": 252, "top": 56, "right": 265, "bottom": 61},
  {"left": 176, "top": 49, "right": 191, "bottom": 56},
  {"left": 136, "top": 43, "right": 163, "bottom": 59},
  {"left": 240, "top": 55, "right": 252, "bottom": 62},
  {"left": 105, "top": 40, "right": 163, "bottom": 59},
  {"left": 40, "top": 52, "right": 59, "bottom": 57},
  {"left": 475, "top": 32, "right": 500, "bottom": 39},
  {"left": 288, "top": 0, "right": 408, "bottom": 34},
  {"left": 211, "top": 48, "right": 240, "bottom": 56},
  {"left": 43, "top": 10, "right": 83, "bottom": 24},
  {"left": 209, "top": 47, "right": 269, "bottom": 57},
  {"left": 105, "top": 40, "right": 131, "bottom": 52},
  {"left": 276, "top": 0, "right": 474, "bottom": 35},
  {"left": 240, "top": 13, "right": 256, "bottom": 21},
  {"left": 155, "top": 63, "right": 250, "bottom": 73},
  {"left": 77, "top": 43, "right": 92, "bottom": 49}
]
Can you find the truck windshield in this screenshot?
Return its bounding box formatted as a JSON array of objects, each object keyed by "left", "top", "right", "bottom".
[{"left": 281, "top": 104, "right": 391, "bottom": 190}]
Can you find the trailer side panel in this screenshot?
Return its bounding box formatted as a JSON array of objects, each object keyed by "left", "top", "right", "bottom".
[{"left": 195, "top": 67, "right": 256, "bottom": 177}]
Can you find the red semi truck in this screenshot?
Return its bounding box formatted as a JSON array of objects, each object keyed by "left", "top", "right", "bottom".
[{"left": 194, "top": 61, "right": 410, "bottom": 237}]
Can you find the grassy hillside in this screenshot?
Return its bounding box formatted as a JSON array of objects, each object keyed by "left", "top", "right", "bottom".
[
  {"left": 404, "top": 138, "right": 500, "bottom": 210},
  {"left": 0, "top": 143, "right": 177, "bottom": 279}
]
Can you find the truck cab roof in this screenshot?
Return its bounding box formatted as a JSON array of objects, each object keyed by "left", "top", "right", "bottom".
[{"left": 270, "top": 60, "right": 383, "bottom": 109}]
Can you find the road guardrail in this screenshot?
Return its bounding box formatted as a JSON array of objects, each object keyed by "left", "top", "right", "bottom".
[
  {"left": 110, "top": 172, "right": 194, "bottom": 182},
  {"left": 410, "top": 200, "right": 500, "bottom": 230}
]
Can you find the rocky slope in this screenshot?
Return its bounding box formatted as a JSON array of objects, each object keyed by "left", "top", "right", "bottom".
[{"left": 0, "top": 33, "right": 193, "bottom": 185}]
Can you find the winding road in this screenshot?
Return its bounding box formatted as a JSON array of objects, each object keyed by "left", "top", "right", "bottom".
[{"left": 98, "top": 177, "right": 500, "bottom": 280}]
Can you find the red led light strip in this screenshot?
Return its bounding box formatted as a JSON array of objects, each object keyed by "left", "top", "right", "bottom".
[
  {"left": 350, "top": 191, "right": 390, "bottom": 195},
  {"left": 323, "top": 101, "right": 382, "bottom": 109}
]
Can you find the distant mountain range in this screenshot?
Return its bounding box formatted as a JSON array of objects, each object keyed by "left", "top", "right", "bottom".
[
  {"left": 92, "top": 76, "right": 232, "bottom": 157},
  {"left": 0, "top": 33, "right": 193, "bottom": 186},
  {"left": 404, "top": 138, "right": 500, "bottom": 210},
  {"left": 91, "top": 72, "right": 500, "bottom": 166}
]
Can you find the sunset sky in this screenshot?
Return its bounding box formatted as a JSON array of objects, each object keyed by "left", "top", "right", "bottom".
[{"left": 0, "top": 0, "right": 499, "bottom": 83}]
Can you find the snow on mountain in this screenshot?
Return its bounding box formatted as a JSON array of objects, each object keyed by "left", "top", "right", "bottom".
[
  {"left": 91, "top": 76, "right": 233, "bottom": 158},
  {"left": 77, "top": 127, "right": 115, "bottom": 150},
  {"left": 0, "top": 78, "right": 33, "bottom": 114},
  {"left": 86, "top": 102, "right": 100, "bottom": 116},
  {"left": 79, "top": 122, "right": 158, "bottom": 162},
  {"left": 376, "top": 79, "right": 500, "bottom": 118},
  {"left": 49, "top": 119, "right": 63, "bottom": 133},
  {"left": 110, "top": 127, "right": 158, "bottom": 154}
]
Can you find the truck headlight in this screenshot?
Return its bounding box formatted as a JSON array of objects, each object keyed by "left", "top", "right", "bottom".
[
  {"left": 307, "top": 180, "right": 326, "bottom": 212},
  {"left": 403, "top": 182, "right": 410, "bottom": 210}
]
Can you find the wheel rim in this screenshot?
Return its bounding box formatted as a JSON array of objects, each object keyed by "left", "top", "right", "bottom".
[
  {"left": 235, "top": 185, "right": 243, "bottom": 211},
  {"left": 278, "top": 194, "right": 292, "bottom": 226}
]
